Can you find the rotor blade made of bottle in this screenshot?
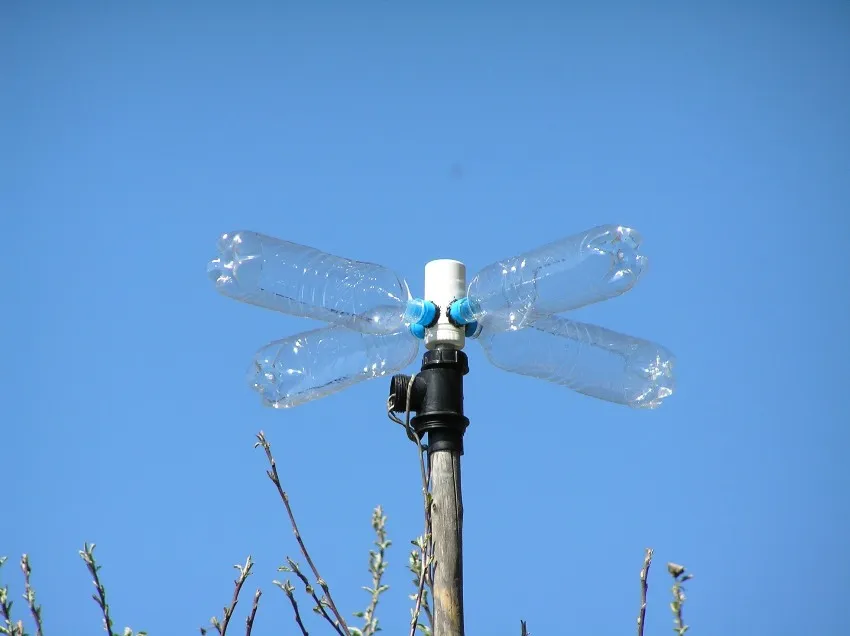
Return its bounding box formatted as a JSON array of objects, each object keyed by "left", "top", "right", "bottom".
[
  {"left": 208, "top": 231, "right": 430, "bottom": 334},
  {"left": 475, "top": 314, "right": 675, "bottom": 409},
  {"left": 249, "top": 325, "right": 420, "bottom": 409},
  {"left": 456, "top": 225, "right": 648, "bottom": 329}
]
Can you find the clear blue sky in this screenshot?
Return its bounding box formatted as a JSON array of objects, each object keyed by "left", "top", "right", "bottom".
[{"left": 3, "top": 3, "right": 847, "bottom": 634}]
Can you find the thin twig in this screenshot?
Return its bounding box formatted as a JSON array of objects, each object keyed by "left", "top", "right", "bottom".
[
  {"left": 20, "top": 555, "right": 44, "bottom": 636},
  {"left": 245, "top": 589, "right": 261, "bottom": 636},
  {"left": 275, "top": 580, "right": 309, "bottom": 636},
  {"left": 79, "top": 543, "right": 115, "bottom": 635},
  {"left": 668, "top": 562, "right": 693, "bottom": 635},
  {"left": 409, "top": 550, "right": 429, "bottom": 636},
  {"left": 0, "top": 577, "right": 23, "bottom": 636},
  {"left": 360, "top": 507, "right": 390, "bottom": 636},
  {"left": 255, "top": 431, "right": 349, "bottom": 634},
  {"left": 0, "top": 599, "right": 23, "bottom": 636},
  {"left": 282, "top": 558, "right": 342, "bottom": 636},
  {"left": 637, "top": 548, "right": 653, "bottom": 636},
  {"left": 0, "top": 557, "right": 13, "bottom": 631},
  {"left": 420, "top": 545, "right": 434, "bottom": 631},
  {"left": 520, "top": 619, "right": 529, "bottom": 635},
  {"left": 0, "top": 556, "right": 24, "bottom": 636},
  {"left": 406, "top": 547, "right": 433, "bottom": 634},
  {"left": 422, "top": 592, "right": 434, "bottom": 630},
  {"left": 215, "top": 557, "right": 254, "bottom": 636}
]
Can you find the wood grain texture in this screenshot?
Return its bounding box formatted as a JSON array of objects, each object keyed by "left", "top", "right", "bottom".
[{"left": 430, "top": 449, "right": 464, "bottom": 636}]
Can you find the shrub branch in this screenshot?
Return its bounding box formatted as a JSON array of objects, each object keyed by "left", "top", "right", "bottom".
[
  {"left": 637, "top": 548, "right": 653, "bottom": 636},
  {"left": 255, "top": 431, "right": 349, "bottom": 635}
]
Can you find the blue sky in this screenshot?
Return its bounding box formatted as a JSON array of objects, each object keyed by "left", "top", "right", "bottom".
[{"left": 2, "top": 2, "right": 847, "bottom": 634}]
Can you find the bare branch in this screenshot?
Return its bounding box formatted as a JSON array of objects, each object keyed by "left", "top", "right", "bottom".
[
  {"left": 245, "top": 589, "right": 261, "bottom": 636},
  {"left": 274, "top": 580, "right": 309, "bottom": 636},
  {"left": 255, "top": 431, "right": 349, "bottom": 634},
  {"left": 637, "top": 548, "right": 653, "bottom": 636},
  {"left": 520, "top": 619, "right": 529, "bottom": 635},
  {"left": 281, "top": 558, "right": 343, "bottom": 636},
  {"left": 207, "top": 556, "right": 254, "bottom": 636}
]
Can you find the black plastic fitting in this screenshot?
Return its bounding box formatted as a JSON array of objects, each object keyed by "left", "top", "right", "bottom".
[{"left": 389, "top": 348, "right": 470, "bottom": 454}]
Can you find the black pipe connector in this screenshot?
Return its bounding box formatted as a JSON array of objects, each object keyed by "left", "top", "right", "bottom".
[{"left": 389, "top": 348, "right": 470, "bottom": 454}]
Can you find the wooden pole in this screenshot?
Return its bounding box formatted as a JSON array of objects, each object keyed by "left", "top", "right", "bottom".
[
  {"left": 430, "top": 446, "right": 464, "bottom": 636},
  {"left": 389, "top": 342, "right": 469, "bottom": 635}
]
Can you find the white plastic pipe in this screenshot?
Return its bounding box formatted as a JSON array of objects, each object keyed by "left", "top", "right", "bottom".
[{"left": 423, "top": 259, "right": 466, "bottom": 350}]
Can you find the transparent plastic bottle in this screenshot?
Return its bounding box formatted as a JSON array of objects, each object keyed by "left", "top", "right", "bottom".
[
  {"left": 208, "top": 231, "right": 432, "bottom": 335},
  {"left": 451, "top": 225, "right": 647, "bottom": 330},
  {"left": 249, "top": 325, "right": 420, "bottom": 409},
  {"left": 474, "top": 314, "right": 675, "bottom": 409}
]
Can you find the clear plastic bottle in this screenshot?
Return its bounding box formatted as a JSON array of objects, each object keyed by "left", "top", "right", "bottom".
[
  {"left": 249, "top": 325, "right": 420, "bottom": 409},
  {"left": 451, "top": 225, "right": 647, "bottom": 330},
  {"left": 475, "top": 314, "right": 675, "bottom": 409},
  {"left": 208, "top": 231, "right": 432, "bottom": 335}
]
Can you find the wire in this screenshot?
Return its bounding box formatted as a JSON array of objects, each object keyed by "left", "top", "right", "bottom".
[{"left": 386, "top": 373, "right": 421, "bottom": 445}]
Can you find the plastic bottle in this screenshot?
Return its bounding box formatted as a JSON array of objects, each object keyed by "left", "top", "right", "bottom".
[
  {"left": 208, "top": 231, "right": 434, "bottom": 335},
  {"left": 450, "top": 224, "right": 647, "bottom": 330},
  {"left": 474, "top": 314, "right": 675, "bottom": 409},
  {"left": 249, "top": 325, "right": 420, "bottom": 409}
]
